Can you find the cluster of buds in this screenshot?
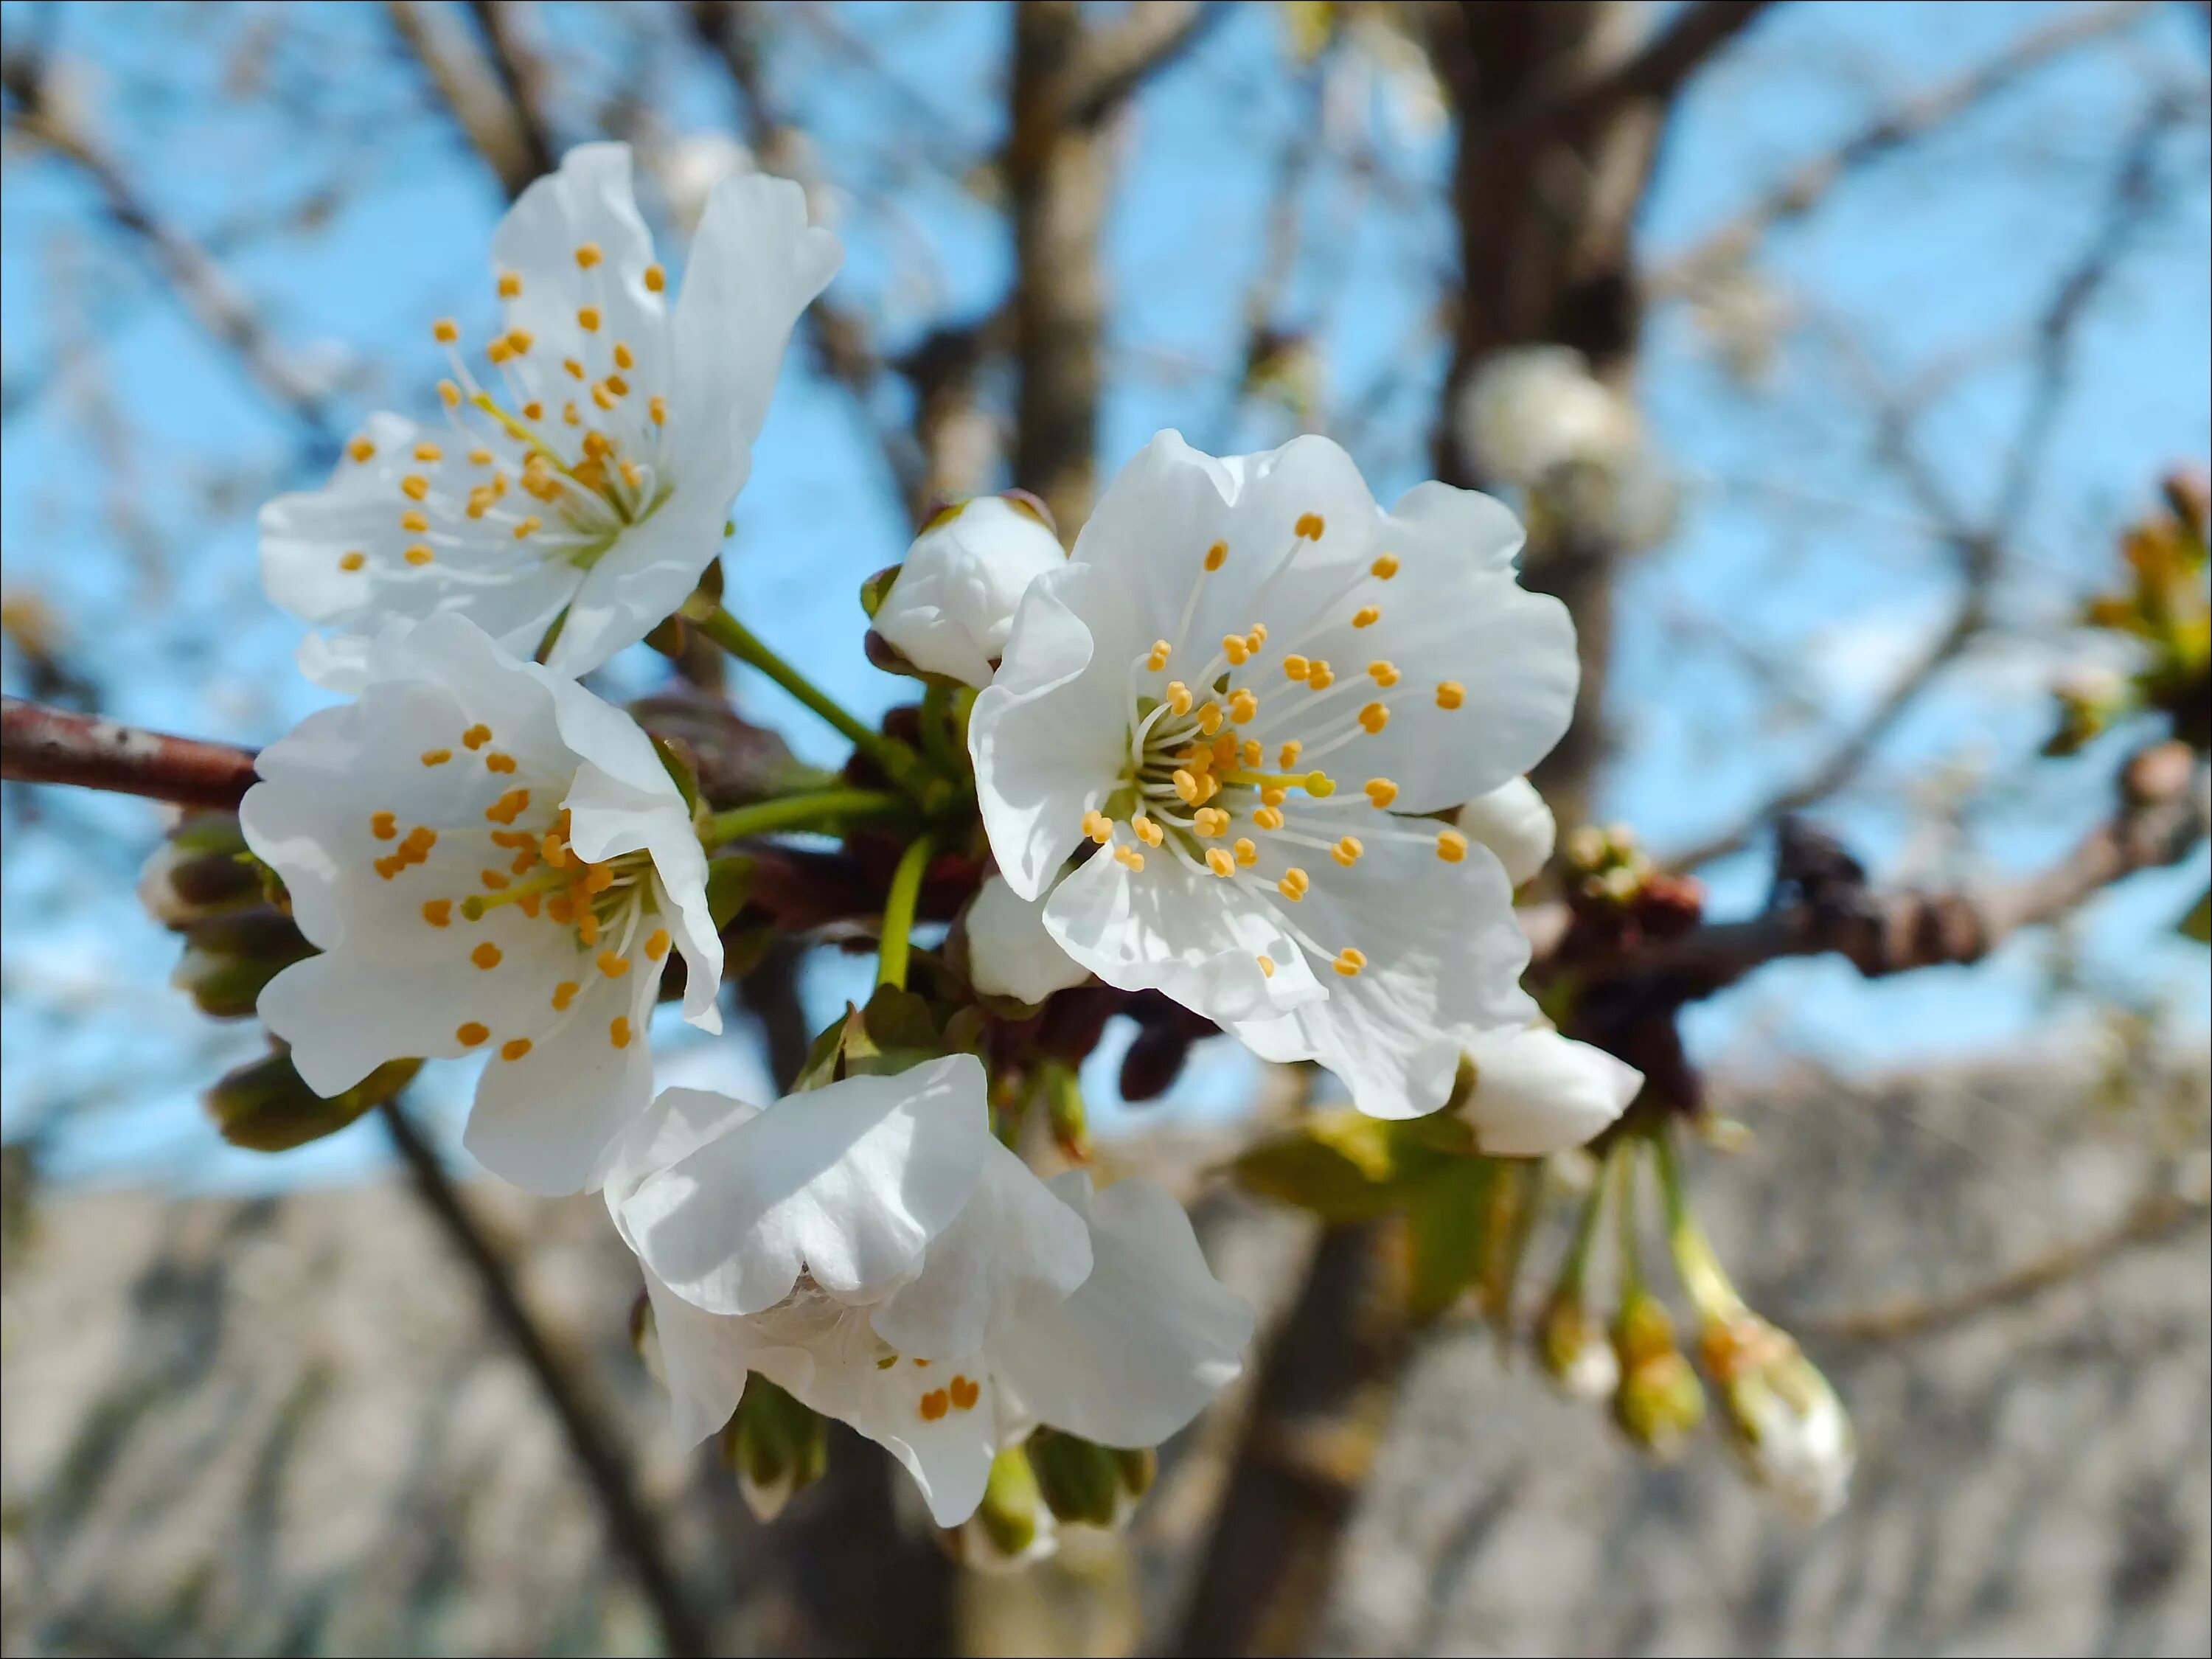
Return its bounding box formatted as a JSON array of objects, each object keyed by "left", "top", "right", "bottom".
[
  {"left": 2048, "top": 469, "right": 2210, "bottom": 757},
  {"left": 1609, "top": 1285, "right": 1705, "bottom": 1459},
  {"left": 946, "top": 1430, "right": 1158, "bottom": 1571},
  {"left": 1558, "top": 821, "right": 1705, "bottom": 956},
  {"left": 140, "top": 812, "right": 311, "bottom": 1018}
]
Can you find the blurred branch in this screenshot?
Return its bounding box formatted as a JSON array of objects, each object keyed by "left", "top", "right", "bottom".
[
  {"left": 1651, "top": 0, "right": 2152, "bottom": 297},
  {"left": 2, "top": 58, "right": 342, "bottom": 444},
  {"left": 377, "top": 1099, "right": 710, "bottom": 1658},
  {"left": 467, "top": 1, "right": 560, "bottom": 175},
  {"left": 1530, "top": 0, "right": 1776, "bottom": 136},
  {"left": 387, "top": 0, "right": 552, "bottom": 200},
  {"left": 1, "top": 697, "right": 258, "bottom": 811},
  {"left": 1058, "top": 0, "right": 1224, "bottom": 128}
]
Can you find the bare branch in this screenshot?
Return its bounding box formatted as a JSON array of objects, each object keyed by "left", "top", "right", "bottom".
[
  {"left": 387, "top": 0, "right": 552, "bottom": 201},
  {"left": 1651, "top": 1, "right": 2154, "bottom": 297},
  {"left": 1534, "top": 0, "right": 1775, "bottom": 136},
  {"left": 2, "top": 697, "right": 259, "bottom": 811},
  {"left": 1059, "top": 0, "right": 1225, "bottom": 128},
  {"left": 377, "top": 1099, "right": 710, "bottom": 1658}
]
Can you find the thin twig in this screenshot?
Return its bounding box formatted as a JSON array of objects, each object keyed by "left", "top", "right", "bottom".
[
  {"left": 387, "top": 0, "right": 551, "bottom": 201},
  {"left": 377, "top": 1099, "right": 711, "bottom": 1658},
  {"left": 1527, "top": 0, "right": 1775, "bottom": 137}
]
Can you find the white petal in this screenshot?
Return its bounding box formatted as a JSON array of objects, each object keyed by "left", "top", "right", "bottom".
[
  {"left": 807, "top": 1345, "right": 1004, "bottom": 1528},
  {"left": 602, "top": 1085, "right": 763, "bottom": 1248},
  {"left": 964, "top": 874, "right": 1091, "bottom": 1003},
  {"left": 991, "top": 1174, "right": 1252, "bottom": 1448},
  {"left": 1458, "top": 1028, "right": 1641, "bottom": 1157},
  {"left": 969, "top": 561, "right": 1141, "bottom": 900},
  {"left": 641, "top": 1268, "right": 765, "bottom": 1446},
  {"left": 540, "top": 486, "right": 733, "bottom": 680},
  {"left": 622, "top": 1054, "right": 992, "bottom": 1315},
  {"left": 876, "top": 496, "right": 1068, "bottom": 687},
  {"left": 1455, "top": 776, "right": 1556, "bottom": 888},
  {"left": 869, "top": 1139, "right": 1093, "bottom": 1360}
]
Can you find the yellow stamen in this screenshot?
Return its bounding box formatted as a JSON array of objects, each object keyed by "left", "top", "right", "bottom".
[
  {"left": 1436, "top": 681, "right": 1466, "bottom": 711},
  {"left": 480, "top": 868, "right": 509, "bottom": 891},
  {"left": 648, "top": 395, "right": 667, "bottom": 425},
  {"left": 1166, "top": 681, "right": 1193, "bottom": 717},
  {"left": 1365, "top": 778, "right": 1398, "bottom": 808},
  {"left": 1082, "top": 809, "right": 1113, "bottom": 845},
  {"left": 400, "top": 475, "right": 430, "bottom": 501},
  {"left": 1295, "top": 512, "right": 1325, "bottom": 540},
  {"left": 1172, "top": 770, "right": 1201, "bottom": 805},
  {"left": 1368, "top": 660, "right": 1399, "bottom": 687},
  {"left": 1133, "top": 814, "right": 1165, "bottom": 847},
  {"left": 598, "top": 950, "right": 630, "bottom": 978},
  {"left": 456, "top": 1021, "right": 489, "bottom": 1046},
  {"left": 500, "top": 1037, "right": 532, "bottom": 1061},
  {"left": 340, "top": 550, "right": 366, "bottom": 571},
  {"left": 574, "top": 242, "right": 602, "bottom": 269},
  {"left": 645, "top": 929, "right": 670, "bottom": 961},
  {"left": 1370, "top": 553, "right": 1399, "bottom": 580},
  {"left": 1204, "top": 540, "right": 1227, "bottom": 571},
  {"left": 1234, "top": 837, "right": 1259, "bottom": 866},
  {"left": 1283, "top": 655, "right": 1310, "bottom": 682},
  {"left": 1229, "top": 689, "right": 1259, "bottom": 723},
  {"left": 609, "top": 1017, "right": 633, "bottom": 1049},
  {"left": 433, "top": 318, "right": 459, "bottom": 344},
  {"left": 1242, "top": 739, "right": 1264, "bottom": 768},
  {"left": 498, "top": 271, "right": 522, "bottom": 299},
  {"left": 1115, "top": 845, "right": 1146, "bottom": 871},
  {"left": 512, "top": 515, "right": 541, "bottom": 540},
  {"left": 400, "top": 509, "right": 430, "bottom": 532},
  {"left": 1206, "top": 848, "right": 1235, "bottom": 877},
  {"left": 552, "top": 981, "right": 579, "bottom": 1011},
  {"left": 1436, "top": 829, "right": 1468, "bottom": 863},
  {"left": 471, "top": 942, "right": 502, "bottom": 970},
  {"left": 613, "top": 341, "right": 635, "bottom": 369},
  {"left": 1222, "top": 634, "right": 1250, "bottom": 667},
  {"left": 1278, "top": 868, "right": 1309, "bottom": 900},
  {"left": 1193, "top": 807, "right": 1228, "bottom": 837},
  {"left": 1352, "top": 605, "right": 1380, "bottom": 628},
  {"left": 1333, "top": 947, "right": 1366, "bottom": 977},
  {"left": 484, "top": 752, "right": 518, "bottom": 774},
  {"left": 1307, "top": 661, "right": 1335, "bottom": 690},
  {"left": 1147, "top": 639, "right": 1171, "bottom": 672},
  {"left": 423, "top": 900, "right": 452, "bottom": 927},
  {"left": 414, "top": 442, "right": 443, "bottom": 464},
  {"left": 421, "top": 748, "right": 452, "bottom": 767},
  {"left": 1332, "top": 835, "right": 1363, "bottom": 868},
  {"left": 1196, "top": 702, "right": 1223, "bottom": 736},
  {"left": 484, "top": 788, "right": 530, "bottom": 825},
  {"left": 577, "top": 305, "right": 602, "bottom": 332},
  {"left": 1358, "top": 702, "right": 1389, "bottom": 734},
  {"left": 404, "top": 544, "right": 434, "bottom": 566},
  {"left": 644, "top": 262, "right": 665, "bottom": 292},
  {"left": 1256, "top": 954, "right": 1275, "bottom": 977},
  {"left": 1253, "top": 805, "right": 1284, "bottom": 831}
]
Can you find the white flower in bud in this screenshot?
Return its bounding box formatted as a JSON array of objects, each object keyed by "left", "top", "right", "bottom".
[
  {"left": 874, "top": 496, "right": 1068, "bottom": 688},
  {"left": 264, "top": 142, "right": 838, "bottom": 688},
  {"left": 240, "top": 612, "right": 723, "bottom": 1194},
  {"left": 970, "top": 431, "right": 1578, "bottom": 1121},
  {"left": 1455, "top": 345, "right": 1641, "bottom": 490},
  {"left": 1725, "top": 1350, "right": 1856, "bottom": 1523},
  {"left": 1457, "top": 1026, "right": 1641, "bottom": 1157},
  {"left": 658, "top": 131, "right": 754, "bottom": 234},
  {"left": 607, "top": 1057, "right": 1252, "bottom": 1528},
  {"left": 966, "top": 874, "right": 1091, "bottom": 1002},
  {"left": 1454, "top": 776, "right": 1555, "bottom": 888}
]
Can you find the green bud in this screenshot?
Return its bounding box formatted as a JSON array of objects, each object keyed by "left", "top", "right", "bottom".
[
  {"left": 171, "top": 905, "right": 314, "bottom": 1018},
  {"left": 953, "top": 1443, "right": 1057, "bottom": 1571},
  {"left": 1537, "top": 1289, "right": 1618, "bottom": 1402},
  {"left": 139, "top": 813, "right": 260, "bottom": 928},
  {"left": 1026, "top": 1427, "right": 1122, "bottom": 1528},
  {"left": 1042, "top": 1064, "right": 1088, "bottom": 1162},
  {"left": 1611, "top": 1290, "right": 1704, "bottom": 1459},
  {"left": 720, "top": 1374, "right": 829, "bottom": 1522},
  {"left": 206, "top": 1048, "right": 420, "bottom": 1152}
]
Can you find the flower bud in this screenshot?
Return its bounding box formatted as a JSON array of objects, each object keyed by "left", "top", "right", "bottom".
[
  {"left": 719, "top": 1373, "right": 829, "bottom": 1522},
  {"left": 139, "top": 813, "right": 262, "bottom": 928},
  {"left": 1026, "top": 1428, "right": 1154, "bottom": 1531},
  {"left": 1611, "top": 1290, "right": 1705, "bottom": 1460},
  {"left": 873, "top": 495, "right": 1066, "bottom": 687},
  {"left": 1455, "top": 1027, "right": 1641, "bottom": 1158},
  {"left": 950, "top": 1444, "right": 1059, "bottom": 1572},
  {"left": 1537, "top": 1287, "right": 1619, "bottom": 1401},
  {"left": 965, "top": 874, "right": 1091, "bottom": 1004},
  {"left": 1455, "top": 345, "right": 1641, "bottom": 490},
  {"left": 206, "top": 1047, "right": 420, "bottom": 1152},
  {"left": 1702, "top": 1316, "right": 1854, "bottom": 1521},
  {"left": 172, "top": 906, "right": 315, "bottom": 1019},
  {"left": 1453, "top": 776, "right": 1556, "bottom": 888}
]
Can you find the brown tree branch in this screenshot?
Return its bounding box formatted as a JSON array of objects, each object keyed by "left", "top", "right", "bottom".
[
  {"left": 387, "top": 0, "right": 552, "bottom": 201},
  {"left": 377, "top": 1099, "right": 710, "bottom": 1658},
  {"left": 1531, "top": 0, "right": 1776, "bottom": 136},
  {"left": 1059, "top": 0, "right": 1225, "bottom": 128},
  {"left": 1, "top": 697, "right": 260, "bottom": 811},
  {"left": 467, "top": 1, "right": 560, "bottom": 181}
]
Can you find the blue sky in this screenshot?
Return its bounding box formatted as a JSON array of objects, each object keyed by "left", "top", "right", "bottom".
[{"left": 2, "top": 1, "right": 2206, "bottom": 1190}]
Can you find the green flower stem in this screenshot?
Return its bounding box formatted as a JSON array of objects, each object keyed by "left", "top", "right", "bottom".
[
  {"left": 1557, "top": 1154, "right": 1612, "bottom": 1300},
  {"left": 876, "top": 832, "right": 935, "bottom": 991},
  {"left": 701, "top": 789, "right": 906, "bottom": 850},
  {"left": 1613, "top": 1138, "right": 1646, "bottom": 1300},
  {"left": 696, "top": 606, "right": 937, "bottom": 800},
  {"left": 1652, "top": 1124, "right": 1747, "bottom": 1326}
]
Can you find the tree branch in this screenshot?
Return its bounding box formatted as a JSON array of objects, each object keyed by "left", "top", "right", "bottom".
[
  {"left": 1, "top": 697, "right": 259, "bottom": 811},
  {"left": 1059, "top": 0, "right": 1224, "bottom": 128},
  {"left": 1531, "top": 0, "right": 1775, "bottom": 136},
  {"left": 387, "top": 0, "right": 552, "bottom": 201},
  {"left": 377, "top": 1099, "right": 710, "bottom": 1658}
]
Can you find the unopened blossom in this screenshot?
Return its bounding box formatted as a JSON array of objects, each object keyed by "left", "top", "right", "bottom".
[
  {"left": 263, "top": 142, "right": 839, "bottom": 689},
  {"left": 874, "top": 494, "right": 1067, "bottom": 687},
  {"left": 240, "top": 613, "right": 722, "bottom": 1194},
  {"left": 1458, "top": 1026, "right": 1641, "bottom": 1157},
  {"left": 1454, "top": 775, "right": 1556, "bottom": 888},
  {"left": 1455, "top": 344, "right": 1640, "bottom": 490},
  {"left": 964, "top": 873, "right": 1091, "bottom": 1004},
  {"left": 1708, "top": 1321, "right": 1855, "bottom": 1522},
  {"left": 607, "top": 1057, "right": 1252, "bottom": 1526},
  {"left": 970, "top": 431, "right": 1578, "bottom": 1119},
  {"left": 656, "top": 131, "right": 754, "bottom": 234}
]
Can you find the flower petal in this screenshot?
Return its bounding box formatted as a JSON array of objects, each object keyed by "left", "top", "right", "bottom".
[
  {"left": 876, "top": 496, "right": 1069, "bottom": 687},
  {"left": 602, "top": 1086, "right": 763, "bottom": 1251},
  {"left": 991, "top": 1173, "right": 1252, "bottom": 1449},
  {"left": 623, "top": 1054, "right": 992, "bottom": 1315},
  {"left": 641, "top": 1267, "right": 768, "bottom": 1446},
  {"left": 1458, "top": 1028, "right": 1641, "bottom": 1157},
  {"left": 964, "top": 874, "right": 1092, "bottom": 1003}
]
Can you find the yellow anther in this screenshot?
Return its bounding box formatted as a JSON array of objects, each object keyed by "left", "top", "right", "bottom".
[
  {"left": 424, "top": 901, "right": 453, "bottom": 929},
  {"left": 510, "top": 847, "right": 537, "bottom": 875},
  {"left": 546, "top": 894, "right": 573, "bottom": 924},
  {"left": 521, "top": 401, "right": 544, "bottom": 421},
  {"left": 1242, "top": 739, "right": 1264, "bottom": 768},
  {"left": 1283, "top": 655, "right": 1310, "bottom": 682},
  {"left": 1333, "top": 947, "right": 1366, "bottom": 977},
  {"left": 1278, "top": 867, "right": 1309, "bottom": 900},
  {"left": 500, "top": 1037, "right": 532, "bottom": 1062},
  {"left": 1212, "top": 731, "right": 1239, "bottom": 771},
  {"left": 1436, "top": 829, "right": 1469, "bottom": 863},
  {"left": 512, "top": 515, "right": 541, "bottom": 540},
  {"left": 1304, "top": 771, "right": 1336, "bottom": 798},
  {"left": 1256, "top": 954, "right": 1276, "bottom": 977},
  {"left": 564, "top": 401, "right": 580, "bottom": 424},
  {"left": 347, "top": 437, "right": 376, "bottom": 463},
  {"left": 1147, "top": 639, "right": 1171, "bottom": 671},
  {"left": 498, "top": 271, "right": 523, "bottom": 299},
  {"left": 484, "top": 752, "right": 517, "bottom": 776},
  {"left": 1082, "top": 809, "right": 1113, "bottom": 844},
  {"left": 582, "top": 863, "right": 616, "bottom": 894},
  {"left": 552, "top": 981, "right": 579, "bottom": 1011},
  {"left": 1436, "top": 681, "right": 1466, "bottom": 711},
  {"left": 581, "top": 430, "right": 612, "bottom": 460},
  {"left": 400, "top": 474, "right": 430, "bottom": 501},
  {"left": 400, "top": 509, "right": 429, "bottom": 532},
  {"left": 1166, "top": 681, "right": 1193, "bottom": 717},
  {"left": 604, "top": 374, "right": 628, "bottom": 397},
  {"left": 619, "top": 459, "right": 644, "bottom": 488},
  {"left": 433, "top": 317, "right": 459, "bottom": 344},
  {"left": 1253, "top": 805, "right": 1284, "bottom": 831},
  {"left": 644, "top": 262, "right": 666, "bottom": 292},
  {"left": 597, "top": 950, "right": 630, "bottom": 978},
  {"left": 1204, "top": 540, "right": 1228, "bottom": 571},
  {"left": 484, "top": 787, "right": 529, "bottom": 824},
  {"left": 644, "top": 928, "right": 670, "bottom": 961},
  {"left": 1115, "top": 844, "right": 1146, "bottom": 872},
  {"left": 609, "top": 1017, "right": 633, "bottom": 1049},
  {"left": 1133, "top": 814, "right": 1165, "bottom": 847},
  {"left": 648, "top": 395, "right": 667, "bottom": 425},
  {"left": 456, "top": 1020, "right": 489, "bottom": 1046},
  {"left": 574, "top": 242, "right": 602, "bottom": 269},
  {"left": 613, "top": 341, "right": 634, "bottom": 369},
  {"left": 1368, "top": 660, "right": 1399, "bottom": 687},
  {"left": 1332, "top": 835, "right": 1363, "bottom": 868},
  {"left": 340, "top": 551, "right": 366, "bottom": 572},
  {"left": 470, "top": 942, "right": 502, "bottom": 970},
  {"left": 1197, "top": 771, "right": 1221, "bottom": 804},
  {"left": 1172, "top": 770, "right": 1201, "bottom": 805},
  {"left": 1365, "top": 778, "right": 1398, "bottom": 808},
  {"left": 1358, "top": 702, "right": 1389, "bottom": 734},
  {"left": 505, "top": 329, "right": 533, "bottom": 355},
  {"left": 1194, "top": 807, "right": 1228, "bottom": 837},
  {"left": 1249, "top": 623, "right": 1268, "bottom": 645},
  {"left": 1206, "top": 847, "right": 1236, "bottom": 877},
  {"left": 564, "top": 357, "right": 586, "bottom": 380},
  {"left": 1260, "top": 787, "right": 1287, "bottom": 809},
  {"left": 1295, "top": 512, "right": 1325, "bottom": 540},
  {"left": 1229, "top": 689, "right": 1259, "bottom": 723},
  {"left": 1196, "top": 702, "right": 1224, "bottom": 737},
  {"left": 541, "top": 832, "right": 569, "bottom": 869},
  {"left": 415, "top": 442, "right": 445, "bottom": 465},
  {"left": 479, "top": 867, "right": 509, "bottom": 891},
  {"left": 466, "top": 486, "right": 495, "bottom": 518},
  {"left": 591, "top": 383, "right": 616, "bottom": 411},
  {"left": 1307, "top": 661, "right": 1335, "bottom": 690},
  {"left": 577, "top": 305, "right": 602, "bottom": 332},
  {"left": 371, "top": 810, "right": 399, "bottom": 841},
  {"left": 469, "top": 448, "right": 493, "bottom": 465},
  {"left": 1222, "top": 634, "right": 1250, "bottom": 667},
  {"left": 405, "top": 545, "right": 434, "bottom": 567},
  {"left": 420, "top": 748, "right": 452, "bottom": 767},
  {"left": 400, "top": 825, "right": 436, "bottom": 856},
  {"left": 439, "top": 380, "right": 462, "bottom": 408},
  {"left": 1279, "top": 740, "right": 1302, "bottom": 768},
  {"left": 1234, "top": 837, "right": 1259, "bottom": 866},
  {"left": 1370, "top": 553, "right": 1399, "bottom": 580},
  {"left": 1352, "top": 605, "right": 1380, "bottom": 628},
  {"left": 486, "top": 338, "right": 512, "bottom": 365}
]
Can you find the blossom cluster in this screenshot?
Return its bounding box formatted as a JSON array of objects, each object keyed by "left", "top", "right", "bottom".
[{"left": 198, "top": 142, "right": 1656, "bottom": 1537}]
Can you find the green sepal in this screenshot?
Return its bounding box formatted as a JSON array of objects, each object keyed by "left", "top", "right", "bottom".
[{"left": 206, "top": 1048, "right": 420, "bottom": 1152}]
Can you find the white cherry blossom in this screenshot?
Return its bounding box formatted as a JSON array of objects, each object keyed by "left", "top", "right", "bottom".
[
  {"left": 969, "top": 431, "right": 1579, "bottom": 1119},
  {"left": 263, "top": 142, "right": 839, "bottom": 689},
  {"left": 1455, "top": 775, "right": 1556, "bottom": 888},
  {"left": 873, "top": 493, "right": 1068, "bottom": 687},
  {"left": 608, "top": 1058, "right": 1252, "bottom": 1527},
  {"left": 240, "top": 612, "right": 722, "bottom": 1194}
]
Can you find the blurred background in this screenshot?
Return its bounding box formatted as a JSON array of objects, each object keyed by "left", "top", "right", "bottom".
[{"left": 1, "top": 1, "right": 2207, "bottom": 1654}]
